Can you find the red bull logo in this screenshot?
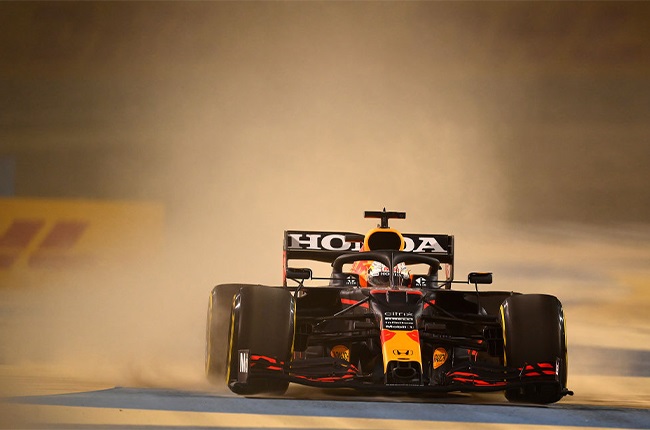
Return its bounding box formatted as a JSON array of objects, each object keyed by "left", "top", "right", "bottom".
[
  {"left": 380, "top": 329, "right": 422, "bottom": 372},
  {"left": 330, "top": 345, "right": 350, "bottom": 362},
  {"left": 433, "top": 347, "right": 448, "bottom": 369}
]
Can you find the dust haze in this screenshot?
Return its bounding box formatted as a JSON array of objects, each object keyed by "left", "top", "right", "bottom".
[{"left": 1, "top": 2, "right": 650, "bottom": 406}]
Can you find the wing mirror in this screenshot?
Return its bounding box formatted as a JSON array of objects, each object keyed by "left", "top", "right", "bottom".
[
  {"left": 286, "top": 267, "right": 312, "bottom": 280},
  {"left": 468, "top": 272, "right": 492, "bottom": 285}
]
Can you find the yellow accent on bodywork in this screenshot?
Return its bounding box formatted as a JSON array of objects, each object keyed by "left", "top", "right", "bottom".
[
  {"left": 225, "top": 294, "right": 237, "bottom": 384},
  {"left": 381, "top": 330, "right": 422, "bottom": 372},
  {"left": 500, "top": 304, "right": 507, "bottom": 366},
  {"left": 205, "top": 294, "right": 214, "bottom": 376}
]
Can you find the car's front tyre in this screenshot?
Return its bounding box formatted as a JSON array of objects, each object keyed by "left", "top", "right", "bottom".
[
  {"left": 227, "top": 285, "right": 295, "bottom": 395},
  {"left": 206, "top": 284, "right": 252, "bottom": 386},
  {"left": 500, "top": 294, "right": 568, "bottom": 404}
]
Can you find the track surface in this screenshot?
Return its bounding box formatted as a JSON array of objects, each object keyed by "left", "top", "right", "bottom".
[
  {"left": 3, "top": 383, "right": 650, "bottom": 429},
  {"left": 2, "top": 336, "right": 650, "bottom": 429}
]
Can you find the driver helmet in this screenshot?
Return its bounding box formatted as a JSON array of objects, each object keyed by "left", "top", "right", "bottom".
[{"left": 367, "top": 261, "right": 410, "bottom": 287}]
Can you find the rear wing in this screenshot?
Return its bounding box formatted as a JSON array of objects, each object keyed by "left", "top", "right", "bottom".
[{"left": 283, "top": 230, "right": 454, "bottom": 284}]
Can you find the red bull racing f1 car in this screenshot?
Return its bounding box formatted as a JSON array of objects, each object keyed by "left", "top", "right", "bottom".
[{"left": 206, "top": 210, "right": 572, "bottom": 404}]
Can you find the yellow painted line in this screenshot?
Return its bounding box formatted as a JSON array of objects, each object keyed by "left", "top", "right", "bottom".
[{"left": 0, "top": 404, "right": 635, "bottom": 430}]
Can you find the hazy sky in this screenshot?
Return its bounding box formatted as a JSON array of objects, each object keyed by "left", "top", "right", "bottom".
[{"left": 1, "top": 1, "right": 649, "bottom": 228}]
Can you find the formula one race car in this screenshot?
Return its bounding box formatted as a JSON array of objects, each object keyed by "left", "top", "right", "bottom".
[{"left": 206, "top": 210, "right": 572, "bottom": 404}]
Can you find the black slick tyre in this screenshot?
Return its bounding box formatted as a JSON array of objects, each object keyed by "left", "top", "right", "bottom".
[
  {"left": 500, "top": 294, "right": 568, "bottom": 404},
  {"left": 227, "top": 285, "right": 295, "bottom": 395},
  {"left": 205, "top": 284, "right": 251, "bottom": 386}
]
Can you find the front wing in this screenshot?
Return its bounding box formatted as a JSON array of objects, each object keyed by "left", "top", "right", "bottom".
[{"left": 235, "top": 352, "right": 570, "bottom": 394}]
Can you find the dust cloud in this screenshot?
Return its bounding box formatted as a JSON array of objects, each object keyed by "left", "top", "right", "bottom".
[{"left": 1, "top": 1, "right": 649, "bottom": 409}]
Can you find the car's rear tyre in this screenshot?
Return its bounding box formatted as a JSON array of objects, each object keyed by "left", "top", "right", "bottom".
[
  {"left": 500, "top": 294, "right": 568, "bottom": 404},
  {"left": 206, "top": 284, "right": 251, "bottom": 386},
  {"left": 227, "top": 285, "right": 294, "bottom": 395}
]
